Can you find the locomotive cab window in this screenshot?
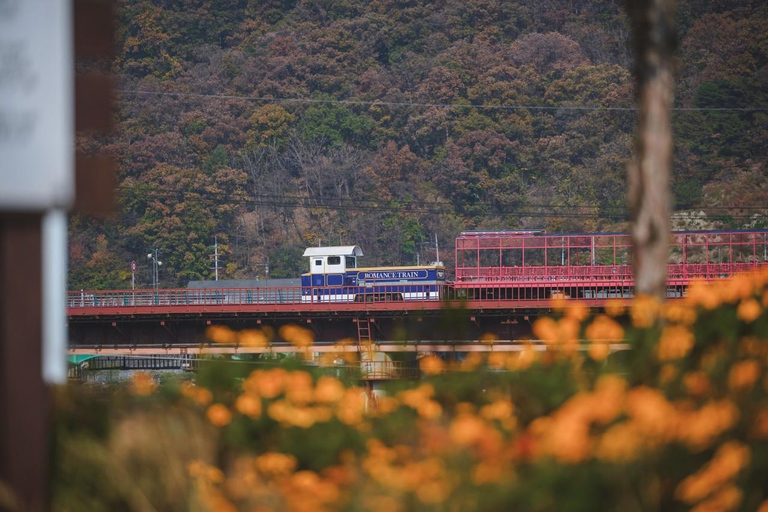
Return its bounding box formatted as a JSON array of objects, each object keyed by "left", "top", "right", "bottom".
[
  {"left": 328, "top": 256, "right": 341, "bottom": 265},
  {"left": 315, "top": 259, "right": 322, "bottom": 266},
  {"left": 346, "top": 256, "right": 356, "bottom": 268}
]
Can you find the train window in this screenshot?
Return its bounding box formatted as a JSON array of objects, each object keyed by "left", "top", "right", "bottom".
[
  {"left": 328, "top": 256, "right": 341, "bottom": 265},
  {"left": 315, "top": 259, "right": 322, "bottom": 266},
  {"left": 346, "top": 256, "right": 356, "bottom": 268}
]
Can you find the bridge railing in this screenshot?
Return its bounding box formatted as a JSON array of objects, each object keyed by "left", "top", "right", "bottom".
[
  {"left": 67, "top": 285, "right": 454, "bottom": 309},
  {"left": 455, "top": 261, "right": 767, "bottom": 284}
]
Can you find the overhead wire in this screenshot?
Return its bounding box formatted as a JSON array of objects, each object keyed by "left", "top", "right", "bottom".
[{"left": 119, "top": 89, "right": 768, "bottom": 112}]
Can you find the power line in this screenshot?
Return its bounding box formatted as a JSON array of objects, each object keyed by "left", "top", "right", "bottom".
[
  {"left": 116, "top": 185, "right": 768, "bottom": 212},
  {"left": 117, "top": 188, "right": 768, "bottom": 222},
  {"left": 119, "top": 89, "right": 768, "bottom": 113}
]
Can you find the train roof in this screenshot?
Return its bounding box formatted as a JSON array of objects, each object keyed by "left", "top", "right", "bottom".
[{"left": 303, "top": 246, "right": 364, "bottom": 257}]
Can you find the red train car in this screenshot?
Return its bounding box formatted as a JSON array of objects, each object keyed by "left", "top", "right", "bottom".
[{"left": 453, "top": 230, "right": 768, "bottom": 300}]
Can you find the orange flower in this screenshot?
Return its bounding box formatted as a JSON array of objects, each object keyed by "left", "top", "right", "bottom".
[
  {"left": 679, "top": 400, "right": 739, "bottom": 450},
  {"left": 314, "top": 376, "right": 345, "bottom": 404},
  {"left": 687, "top": 280, "right": 721, "bottom": 310},
  {"left": 656, "top": 325, "right": 695, "bottom": 361},
  {"left": 737, "top": 298, "right": 761, "bottom": 323},
  {"left": 129, "top": 371, "right": 157, "bottom": 396},
  {"left": 659, "top": 364, "right": 678, "bottom": 385},
  {"left": 585, "top": 315, "right": 624, "bottom": 341},
  {"left": 588, "top": 341, "right": 610, "bottom": 361},
  {"left": 506, "top": 344, "right": 538, "bottom": 370},
  {"left": 479, "top": 332, "right": 498, "bottom": 343},
  {"left": 419, "top": 355, "right": 444, "bottom": 375},
  {"left": 752, "top": 408, "right": 768, "bottom": 439},
  {"left": 625, "top": 387, "right": 678, "bottom": 440},
  {"left": 604, "top": 299, "right": 626, "bottom": 317},
  {"left": 207, "top": 325, "right": 236, "bottom": 344},
  {"left": 480, "top": 399, "right": 515, "bottom": 422},
  {"left": 449, "top": 414, "right": 486, "bottom": 446},
  {"left": 591, "top": 375, "right": 627, "bottom": 425},
  {"left": 180, "top": 381, "right": 213, "bottom": 406},
  {"left": 487, "top": 351, "right": 506, "bottom": 369},
  {"left": 235, "top": 394, "right": 262, "bottom": 418},
  {"left": 532, "top": 317, "right": 558, "bottom": 344},
  {"left": 279, "top": 324, "right": 315, "bottom": 348},
  {"left": 675, "top": 441, "right": 749, "bottom": 504},
  {"left": 284, "top": 371, "right": 314, "bottom": 404},
  {"left": 690, "top": 484, "right": 742, "bottom": 512},
  {"left": 683, "top": 371, "right": 711, "bottom": 397},
  {"left": 728, "top": 360, "right": 760, "bottom": 391},
  {"left": 663, "top": 302, "right": 697, "bottom": 325},
  {"left": 564, "top": 302, "right": 589, "bottom": 322},
  {"left": 206, "top": 403, "right": 232, "bottom": 427},
  {"left": 597, "top": 422, "right": 643, "bottom": 462},
  {"left": 237, "top": 329, "right": 268, "bottom": 348},
  {"left": 721, "top": 275, "right": 754, "bottom": 303},
  {"left": 631, "top": 294, "right": 661, "bottom": 328},
  {"left": 255, "top": 452, "right": 298, "bottom": 476}
]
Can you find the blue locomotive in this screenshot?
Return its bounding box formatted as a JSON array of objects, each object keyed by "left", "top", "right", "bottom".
[{"left": 301, "top": 246, "right": 446, "bottom": 302}]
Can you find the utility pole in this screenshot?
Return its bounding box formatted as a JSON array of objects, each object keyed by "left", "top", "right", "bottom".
[
  {"left": 147, "top": 248, "right": 162, "bottom": 290},
  {"left": 435, "top": 233, "right": 440, "bottom": 264},
  {"left": 213, "top": 236, "right": 219, "bottom": 281}
]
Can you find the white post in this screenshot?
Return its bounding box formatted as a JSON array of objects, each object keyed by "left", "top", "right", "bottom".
[{"left": 42, "top": 209, "right": 67, "bottom": 384}]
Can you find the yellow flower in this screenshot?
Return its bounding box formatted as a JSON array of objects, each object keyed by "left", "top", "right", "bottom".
[
  {"left": 631, "top": 294, "right": 661, "bottom": 328},
  {"left": 728, "top": 360, "right": 760, "bottom": 392},
  {"left": 419, "top": 355, "right": 444, "bottom": 375},
  {"left": 656, "top": 325, "right": 695, "bottom": 361},
  {"left": 460, "top": 352, "right": 484, "bottom": 371},
  {"left": 207, "top": 325, "right": 236, "bottom": 344},
  {"left": 417, "top": 400, "right": 443, "bottom": 420},
  {"left": 279, "top": 324, "right": 315, "bottom": 348},
  {"left": 736, "top": 298, "right": 761, "bottom": 323},
  {"left": 235, "top": 394, "right": 262, "bottom": 418},
  {"left": 129, "top": 371, "right": 157, "bottom": 396},
  {"left": 206, "top": 403, "right": 232, "bottom": 427}
]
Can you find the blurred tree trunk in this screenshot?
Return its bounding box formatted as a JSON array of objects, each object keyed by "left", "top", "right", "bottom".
[{"left": 625, "top": 0, "right": 676, "bottom": 299}]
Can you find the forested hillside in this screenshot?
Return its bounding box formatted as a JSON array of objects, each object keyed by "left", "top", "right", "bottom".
[{"left": 70, "top": 0, "right": 768, "bottom": 289}]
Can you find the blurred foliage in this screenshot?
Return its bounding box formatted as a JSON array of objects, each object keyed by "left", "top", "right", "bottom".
[
  {"left": 70, "top": 0, "right": 768, "bottom": 288},
  {"left": 54, "top": 270, "right": 768, "bottom": 511}
]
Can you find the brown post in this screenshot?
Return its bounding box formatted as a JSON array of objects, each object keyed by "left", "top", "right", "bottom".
[
  {"left": 625, "top": 0, "right": 677, "bottom": 298},
  {"left": 0, "top": 215, "right": 46, "bottom": 512}
]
